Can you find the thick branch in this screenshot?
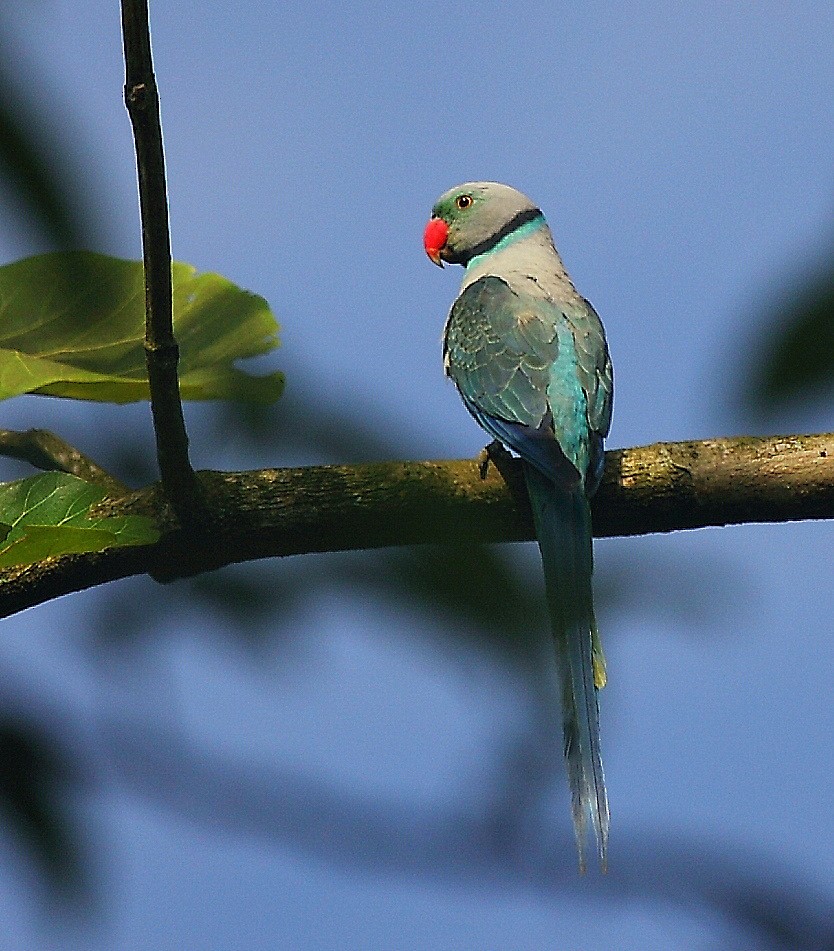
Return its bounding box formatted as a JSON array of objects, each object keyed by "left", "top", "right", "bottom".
[
  {"left": 120, "top": 0, "right": 201, "bottom": 526},
  {"left": 0, "top": 433, "right": 832, "bottom": 619}
]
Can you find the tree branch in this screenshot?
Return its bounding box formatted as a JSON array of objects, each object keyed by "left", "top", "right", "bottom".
[
  {"left": 0, "top": 428, "right": 129, "bottom": 496},
  {"left": 0, "top": 432, "right": 832, "bottom": 619},
  {"left": 120, "top": 0, "right": 202, "bottom": 527}
]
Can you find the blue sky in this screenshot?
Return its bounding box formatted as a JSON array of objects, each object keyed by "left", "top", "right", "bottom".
[{"left": 0, "top": 2, "right": 833, "bottom": 949}]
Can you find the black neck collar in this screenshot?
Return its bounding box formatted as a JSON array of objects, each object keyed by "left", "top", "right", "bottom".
[{"left": 445, "top": 207, "right": 544, "bottom": 266}]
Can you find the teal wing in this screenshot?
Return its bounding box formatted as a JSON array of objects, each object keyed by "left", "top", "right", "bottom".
[
  {"left": 550, "top": 295, "right": 612, "bottom": 492},
  {"left": 443, "top": 276, "right": 557, "bottom": 430},
  {"left": 443, "top": 276, "right": 612, "bottom": 486},
  {"left": 569, "top": 296, "right": 613, "bottom": 441}
]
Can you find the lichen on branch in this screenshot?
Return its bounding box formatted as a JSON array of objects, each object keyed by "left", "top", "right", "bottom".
[{"left": 0, "top": 432, "right": 832, "bottom": 619}]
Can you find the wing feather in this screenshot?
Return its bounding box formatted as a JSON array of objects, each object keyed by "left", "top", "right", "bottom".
[{"left": 444, "top": 276, "right": 612, "bottom": 488}]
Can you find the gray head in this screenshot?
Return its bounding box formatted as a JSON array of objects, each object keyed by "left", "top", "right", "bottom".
[{"left": 423, "top": 181, "right": 543, "bottom": 267}]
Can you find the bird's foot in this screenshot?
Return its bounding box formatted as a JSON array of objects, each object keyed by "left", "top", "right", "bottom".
[{"left": 478, "top": 440, "right": 511, "bottom": 480}]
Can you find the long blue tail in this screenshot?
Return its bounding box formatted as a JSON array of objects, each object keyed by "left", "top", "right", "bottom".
[{"left": 524, "top": 462, "right": 609, "bottom": 872}]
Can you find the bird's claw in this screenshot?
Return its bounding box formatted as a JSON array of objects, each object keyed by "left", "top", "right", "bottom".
[{"left": 477, "top": 440, "right": 510, "bottom": 480}]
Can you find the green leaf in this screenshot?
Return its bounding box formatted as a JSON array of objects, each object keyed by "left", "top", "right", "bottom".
[
  {"left": 0, "top": 472, "right": 159, "bottom": 569},
  {"left": 0, "top": 252, "right": 283, "bottom": 403}
]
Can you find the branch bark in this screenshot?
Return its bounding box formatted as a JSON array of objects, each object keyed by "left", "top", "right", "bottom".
[
  {"left": 0, "top": 432, "right": 832, "bottom": 619},
  {"left": 0, "top": 429, "right": 129, "bottom": 496},
  {"left": 120, "top": 0, "right": 202, "bottom": 526}
]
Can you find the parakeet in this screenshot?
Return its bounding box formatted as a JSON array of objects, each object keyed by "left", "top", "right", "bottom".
[{"left": 423, "top": 182, "right": 613, "bottom": 871}]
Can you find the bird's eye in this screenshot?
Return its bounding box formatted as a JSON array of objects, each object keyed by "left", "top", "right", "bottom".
[{"left": 455, "top": 195, "right": 473, "bottom": 210}]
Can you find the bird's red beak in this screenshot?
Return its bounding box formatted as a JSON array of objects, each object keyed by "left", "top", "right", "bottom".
[{"left": 423, "top": 217, "right": 448, "bottom": 267}]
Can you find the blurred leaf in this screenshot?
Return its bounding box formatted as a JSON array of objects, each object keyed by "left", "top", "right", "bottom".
[
  {"left": 0, "top": 252, "right": 284, "bottom": 403},
  {"left": 0, "top": 718, "right": 85, "bottom": 897},
  {"left": 210, "top": 382, "right": 420, "bottom": 465},
  {"left": 0, "top": 61, "right": 91, "bottom": 250},
  {"left": 746, "top": 251, "right": 834, "bottom": 408},
  {"left": 187, "top": 569, "right": 294, "bottom": 626},
  {"left": 0, "top": 471, "right": 158, "bottom": 568},
  {"left": 339, "top": 544, "right": 547, "bottom": 662},
  {"left": 109, "top": 716, "right": 834, "bottom": 951},
  {"left": 90, "top": 560, "right": 322, "bottom": 651}
]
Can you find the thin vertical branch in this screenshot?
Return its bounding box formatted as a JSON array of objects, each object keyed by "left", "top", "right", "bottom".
[{"left": 120, "top": 0, "right": 202, "bottom": 526}]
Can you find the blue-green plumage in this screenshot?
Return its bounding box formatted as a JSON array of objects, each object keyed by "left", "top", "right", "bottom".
[
  {"left": 428, "top": 181, "right": 613, "bottom": 871},
  {"left": 524, "top": 465, "right": 606, "bottom": 870}
]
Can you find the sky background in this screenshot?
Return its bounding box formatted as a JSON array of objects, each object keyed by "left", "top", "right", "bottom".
[{"left": 0, "top": 2, "right": 833, "bottom": 949}]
